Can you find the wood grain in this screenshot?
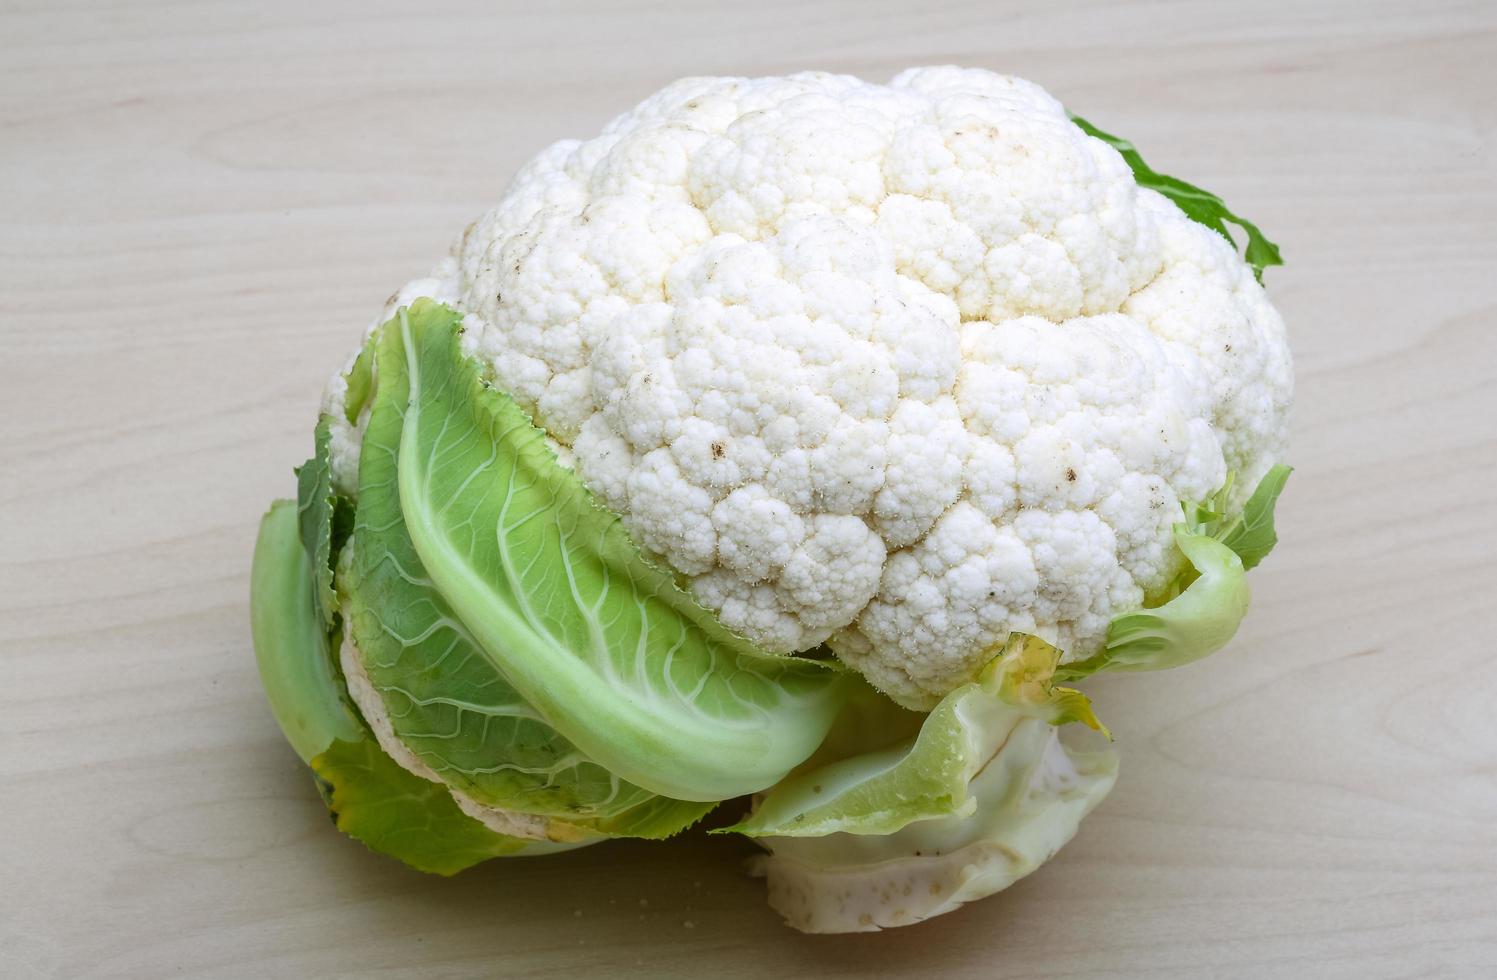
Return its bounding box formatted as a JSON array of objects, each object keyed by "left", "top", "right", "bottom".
[{"left": 3, "top": 1, "right": 1496, "bottom": 977}]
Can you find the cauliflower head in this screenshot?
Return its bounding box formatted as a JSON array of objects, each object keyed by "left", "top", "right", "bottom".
[{"left": 324, "top": 67, "right": 1292, "bottom": 709}]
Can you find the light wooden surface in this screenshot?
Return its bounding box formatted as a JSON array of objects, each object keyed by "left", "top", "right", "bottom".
[{"left": 4, "top": 1, "right": 1496, "bottom": 977}]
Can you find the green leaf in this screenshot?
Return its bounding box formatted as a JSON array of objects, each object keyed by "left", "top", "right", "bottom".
[
  {"left": 252, "top": 498, "right": 573, "bottom": 872},
  {"left": 311, "top": 737, "right": 582, "bottom": 875},
  {"left": 1178, "top": 471, "right": 1236, "bottom": 540},
  {"left": 344, "top": 307, "right": 715, "bottom": 837},
  {"left": 988, "top": 633, "right": 1110, "bottom": 736},
  {"left": 1070, "top": 113, "right": 1284, "bottom": 282},
  {"left": 1055, "top": 465, "right": 1288, "bottom": 681},
  {"left": 343, "top": 333, "right": 377, "bottom": 425},
  {"left": 1218, "top": 464, "right": 1292, "bottom": 570},
  {"left": 377, "top": 300, "right": 846, "bottom": 803},
  {"left": 1057, "top": 530, "right": 1250, "bottom": 680},
  {"left": 250, "top": 499, "right": 363, "bottom": 764},
  {"left": 728, "top": 634, "right": 1104, "bottom": 839},
  {"left": 293, "top": 417, "right": 350, "bottom": 632},
  {"left": 725, "top": 685, "right": 1008, "bottom": 838}
]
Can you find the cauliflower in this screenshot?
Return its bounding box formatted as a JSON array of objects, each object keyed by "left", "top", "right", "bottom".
[
  {"left": 325, "top": 67, "right": 1291, "bottom": 708},
  {"left": 253, "top": 67, "right": 1293, "bottom": 933}
]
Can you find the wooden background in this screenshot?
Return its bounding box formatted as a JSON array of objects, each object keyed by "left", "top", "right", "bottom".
[{"left": 4, "top": 1, "right": 1495, "bottom": 976}]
